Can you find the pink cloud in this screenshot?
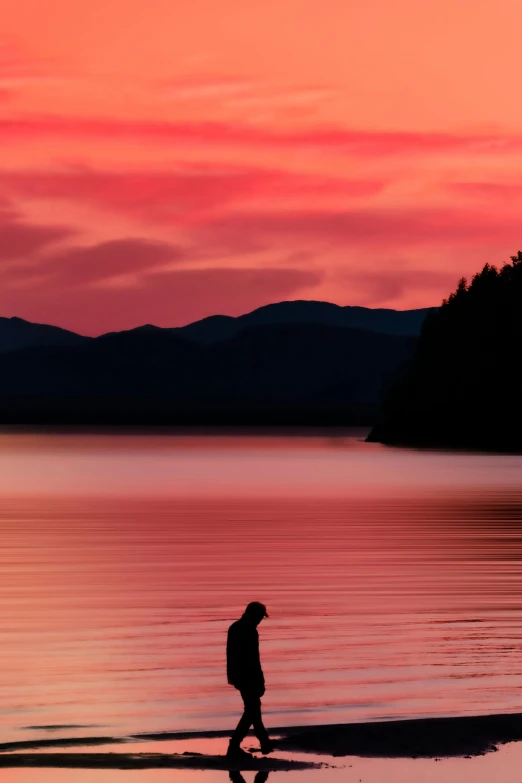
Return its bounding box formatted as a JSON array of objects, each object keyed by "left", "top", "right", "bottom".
[
  {"left": 446, "top": 182, "right": 522, "bottom": 201},
  {"left": 0, "top": 206, "right": 75, "bottom": 260},
  {"left": 159, "top": 76, "right": 266, "bottom": 100},
  {"left": 0, "top": 266, "right": 322, "bottom": 335},
  {"left": 157, "top": 76, "right": 335, "bottom": 111},
  {"left": 192, "top": 207, "right": 522, "bottom": 251},
  {"left": 2, "top": 167, "right": 385, "bottom": 226},
  {"left": 0, "top": 115, "right": 521, "bottom": 155},
  {"left": 2, "top": 193, "right": 520, "bottom": 333},
  {"left": 0, "top": 37, "right": 58, "bottom": 86},
  {"left": 337, "top": 268, "right": 461, "bottom": 307},
  {"left": 36, "top": 238, "right": 184, "bottom": 284}
]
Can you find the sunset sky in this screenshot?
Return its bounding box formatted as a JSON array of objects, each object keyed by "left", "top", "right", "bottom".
[{"left": 3, "top": 0, "right": 522, "bottom": 334}]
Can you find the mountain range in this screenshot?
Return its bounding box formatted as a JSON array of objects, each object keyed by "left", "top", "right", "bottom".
[
  {"left": 0, "top": 301, "right": 433, "bottom": 353},
  {"left": 0, "top": 301, "right": 435, "bottom": 425}
]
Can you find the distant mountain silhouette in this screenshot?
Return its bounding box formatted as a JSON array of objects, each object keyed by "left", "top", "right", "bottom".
[
  {"left": 175, "top": 301, "right": 434, "bottom": 343},
  {"left": 0, "top": 316, "right": 89, "bottom": 354},
  {"left": 0, "top": 300, "right": 437, "bottom": 426},
  {"left": 368, "top": 251, "right": 522, "bottom": 450},
  {"left": 0, "top": 301, "right": 433, "bottom": 356},
  {"left": 0, "top": 323, "right": 415, "bottom": 425},
  {"left": 97, "top": 301, "right": 433, "bottom": 346}
]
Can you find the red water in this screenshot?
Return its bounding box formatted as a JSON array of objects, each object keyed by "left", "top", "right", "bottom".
[{"left": 2, "top": 430, "right": 522, "bottom": 745}]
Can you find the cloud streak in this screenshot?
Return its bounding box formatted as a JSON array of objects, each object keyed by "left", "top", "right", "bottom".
[
  {"left": 0, "top": 206, "right": 75, "bottom": 260},
  {"left": 192, "top": 207, "right": 522, "bottom": 253},
  {"left": 1, "top": 115, "right": 521, "bottom": 156},
  {"left": 337, "top": 268, "right": 461, "bottom": 307},
  {"left": 36, "top": 238, "right": 184, "bottom": 284},
  {"left": 2, "top": 167, "right": 384, "bottom": 225},
  {"left": 446, "top": 181, "right": 522, "bottom": 202}
]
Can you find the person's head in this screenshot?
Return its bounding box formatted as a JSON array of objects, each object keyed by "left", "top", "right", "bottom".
[{"left": 243, "top": 601, "right": 269, "bottom": 626}]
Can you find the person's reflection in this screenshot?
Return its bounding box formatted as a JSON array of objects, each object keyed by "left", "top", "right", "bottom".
[{"left": 229, "top": 771, "right": 270, "bottom": 783}]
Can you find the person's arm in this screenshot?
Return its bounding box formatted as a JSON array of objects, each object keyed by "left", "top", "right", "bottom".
[
  {"left": 254, "top": 629, "right": 265, "bottom": 695},
  {"left": 227, "top": 626, "right": 240, "bottom": 686}
]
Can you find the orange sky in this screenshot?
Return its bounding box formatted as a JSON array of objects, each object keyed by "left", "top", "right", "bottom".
[{"left": 3, "top": 0, "right": 522, "bottom": 334}]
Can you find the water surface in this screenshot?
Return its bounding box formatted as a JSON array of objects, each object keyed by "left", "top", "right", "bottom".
[{"left": 2, "top": 430, "right": 522, "bottom": 742}]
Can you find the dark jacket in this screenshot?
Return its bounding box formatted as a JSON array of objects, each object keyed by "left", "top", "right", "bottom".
[{"left": 227, "top": 617, "right": 264, "bottom": 690}]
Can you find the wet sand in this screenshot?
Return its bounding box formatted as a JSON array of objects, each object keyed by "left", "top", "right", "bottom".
[
  {"left": 276, "top": 711, "right": 522, "bottom": 757},
  {"left": 134, "top": 711, "right": 522, "bottom": 759},
  {"left": 0, "top": 752, "right": 317, "bottom": 771},
  {"left": 3, "top": 712, "right": 522, "bottom": 768}
]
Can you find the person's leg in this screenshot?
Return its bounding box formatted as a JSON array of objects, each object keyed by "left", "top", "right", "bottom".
[
  {"left": 228, "top": 688, "right": 274, "bottom": 755},
  {"left": 248, "top": 693, "right": 270, "bottom": 747},
  {"left": 228, "top": 690, "right": 255, "bottom": 749}
]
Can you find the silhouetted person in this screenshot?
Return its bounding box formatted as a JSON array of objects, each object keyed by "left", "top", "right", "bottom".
[{"left": 227, "top": 602, "right": 274, "bottom": 758}]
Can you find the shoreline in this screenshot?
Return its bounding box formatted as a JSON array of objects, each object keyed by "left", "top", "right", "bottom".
[
  {"left": 0, "top": 424, "right": 371, "bottom": 436},
  {"left": 0, "top": 752, "right": 318, "bottom": 771},
  {"left": 275, "top": 711, "right": 522, "bottom": 758},
  {"left": 3, "top": 711, "right": 522, "bottom": 767}
]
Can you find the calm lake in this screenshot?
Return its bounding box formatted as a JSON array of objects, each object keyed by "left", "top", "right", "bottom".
[{"left": 2, "top": 429, "right": 522, "bottom": 744}]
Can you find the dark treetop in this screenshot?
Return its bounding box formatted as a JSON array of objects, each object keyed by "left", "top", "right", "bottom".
[{"left": 368, "top": 251, "right": 522, "bottom": 451}]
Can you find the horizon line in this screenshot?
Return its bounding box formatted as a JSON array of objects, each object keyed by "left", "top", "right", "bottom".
[{"left": 0, "top": 298, "right": 438, "bottom": 339}]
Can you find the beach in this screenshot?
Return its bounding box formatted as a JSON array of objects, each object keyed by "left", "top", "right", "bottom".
[{"left": 3, "top": 711, "right": 522, "bottom": 782}]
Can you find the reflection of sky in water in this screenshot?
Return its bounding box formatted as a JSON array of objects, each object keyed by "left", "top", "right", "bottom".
[
  {"left": 6, "top": 741, "right": 522, "bottom": 783},
  {"left": 1, "top": 430, "right": 522, "bottom": 496},
  {"left": 2, "top": 431, "right": 522, "bottom": 745}
]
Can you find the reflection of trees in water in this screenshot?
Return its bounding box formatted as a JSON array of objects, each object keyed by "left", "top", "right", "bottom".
[{"left": 229, "top": 771, "right": 270, "bottom": 783}]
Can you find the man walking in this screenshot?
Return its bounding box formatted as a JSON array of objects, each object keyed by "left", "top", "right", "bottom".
[{"left": 226, "top": 601, "right": 274, "bottom": 758}]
